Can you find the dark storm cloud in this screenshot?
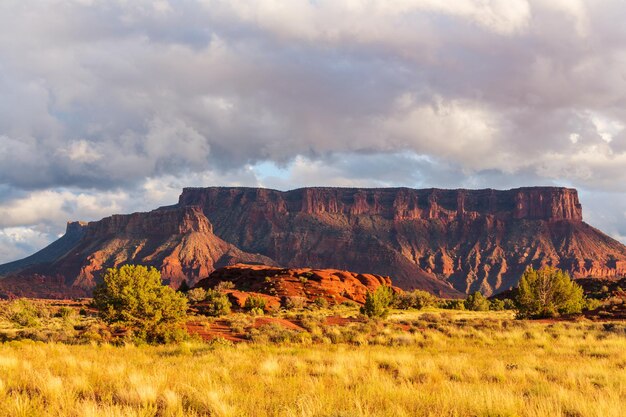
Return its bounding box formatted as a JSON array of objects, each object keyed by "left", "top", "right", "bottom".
[{"left": 2, "top": 0, "right": 626, "bottom": 261}]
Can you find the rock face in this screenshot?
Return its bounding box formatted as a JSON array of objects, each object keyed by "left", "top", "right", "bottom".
[
  {"left": 177, "top": 186, "right": 624, "bottom": 296},
  {"left": 1, "top": 186, "right": 625, "bottom": 298},
  {"left": 195, "top": 264, "right": 399, "bottom": 306},
  {"left": 0, "top": 206, "right": 274, "bottom": 298}
]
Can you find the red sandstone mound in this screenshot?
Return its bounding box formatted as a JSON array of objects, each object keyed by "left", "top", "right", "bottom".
[
  {"left": 195, "top": 264, "right": 400, "bottom": 306},
  {"left": 2, "top": 186, "right": 626, "bottom": 298}
]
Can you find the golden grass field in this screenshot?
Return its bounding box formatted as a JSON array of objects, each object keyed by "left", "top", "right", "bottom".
[{"left": 0, "top": 309, "right": 624, "bottom": 417}]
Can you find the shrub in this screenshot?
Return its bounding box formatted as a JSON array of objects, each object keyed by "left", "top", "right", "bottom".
[
  {"left": 313, "top": 297, "right": 328, "bottom": 309},
  {"left": 215, "top": 281, "right": 235, "bottom": 291},
  {"left": 186, "top": 288, "right": 208, "bottom": 303},
  {"left": 244, "top": 295, "right": 267, "bottom": 312},
  {"left": 283, "top": 296, "right": 307, "bottom": 310},
  {"left": 3, "top": 299, "right": 47, "bottom": 327},
  {"left": 503, "top": 298, "right": 516, "bottom": 310},
  {"left": 92, "top": 265, "right": 189, "bottom": 343},
  {"left": 465, "top": 291, "right": 491, "bottom": 311},
  {"left": 395, "top": 290, "right": 438, "bottom": 310},
  {"left": 440, "top": 299, "right": 466, "bottom": 310},
  {"left": 55, "top": 306, "right": 75, "bottom": 319},
  {"left": 361, "top": 286, "right": 394, "bottom": 318},
  {"left": 515, "top": 266, "right": 585, "bottom": 319},
  {"left": 249, "top": 307, "right": 264, "bottom": 316},
  {"left": 341, "top": 300, "right": 359, "bottom": 308},
  {"left": 489, "top": 299, "right": 505, "bottom": 311},
  {"left": 584, "top": 298, "right": 603, "bottom": 312},
  {"left": 200, "top": 289, "right": 231, "bottom": 317}
]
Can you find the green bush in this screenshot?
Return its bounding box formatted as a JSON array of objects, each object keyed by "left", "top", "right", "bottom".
[
  {"left": 440, "top": 299, "right": 466, "bottom": 310},
  {"left": 515, "top": 266, "right": 585, "bottom": 319},
  {"left": 55, "top": 306, "right": 75, "bottom": 319},
  {"left": 503, "top": 299, "right": 516, "bottom": 310},
  {"left": 395, "top": 290, "right": 438, "bottom": 310},
  {"left": 313, "top": 297, "right": 329, "bottom": 309},
  {"left": 3, "top": 299, "right": 48, "bottom": 327},
  {"left": 489, "top": 299, "right": 505, "bottom": 311},
  {"left": 584, "top": 298, "right": 603, "bottom": 312},
  {"left": 215, "top": 281, "right": 235, "bottom": 291},
  {"left": 186, "top": 288, "right": 208, "bottom": 303},
  {"left": 244, "top": 295, "right": 267, "bottom": 312},
  {"left": 200, "top": 289, "right": 231, "bottom": 317},
  {"left": 92, "top": 265, "right": 189, "bottom": 343},
  {"left": 465, "top": 291, "right": 491, "bottom": 311},
  {"left": 361, "top": 286, "right": 394, "bottom": 318}
]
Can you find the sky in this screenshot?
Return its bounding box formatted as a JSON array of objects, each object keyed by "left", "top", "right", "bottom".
[{"left": 2, "top": 0, "right": 626, "bottom": 263}]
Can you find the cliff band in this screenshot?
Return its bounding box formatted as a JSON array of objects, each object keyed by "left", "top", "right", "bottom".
[{"left": 1, "top": 186, "right": 625, "bottom": 298}]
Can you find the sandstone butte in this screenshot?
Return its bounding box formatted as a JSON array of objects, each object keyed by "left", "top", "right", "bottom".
[{"left": 1, "top": 186, "right": 626, "bottom": 299}]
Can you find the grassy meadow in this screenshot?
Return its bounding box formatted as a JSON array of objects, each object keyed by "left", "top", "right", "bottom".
[{"left": 0, "top": 308, "right": 624, "bottom": 417}]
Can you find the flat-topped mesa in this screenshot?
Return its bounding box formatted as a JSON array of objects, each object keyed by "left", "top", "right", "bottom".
[
  {"left": 178, "top": 186, "right": 583, "bottom": 222},
  {"left": 83, "top": 206, "right": 212, "bottom": 239}
]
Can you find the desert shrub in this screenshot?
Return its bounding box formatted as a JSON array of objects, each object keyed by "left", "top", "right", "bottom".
[
  {"left": 215, "top": 281, "right": 235, "bottom": 291},
  {"left": 248, "top": 323, "right": 307, "bottom": 344},
  {"left": 341, "top": 300, "right": 359, "bottom": 308},
  {"left": 395, "top": 290, "right": 438, "bottom": 310},
  {"left": 584, "top": 298, "right": 603, "bottom": 311},
  {"left": 244, "top": 295, "right": 267, "bottom": 312},
  {"left": 200, "top": 289, "right": 231, "bottom": 317},
  {"left": 2, "top": 299, "right": 50, "bottom": 327},
  {"left": 283, "top": 296, "right": 307, "bottom": 310},
  {"left": 186, "top": 288, "right": 208, "bottom": 303},
  {"left": 515, "top": 266, "right": 585, "bottom": 319},
  {"left": 313, "top": 297, "right": 329, "bottom": 309},
  {"left": 465, "top": 291, "right": 490, "bottom": 311},
  {"left": 489, "top": 299, "right": 505, "bottom": 311},
  {"left": 440, "top": 299, "right": 466, "bottom": 310},
  {"left": 92, "top": 265, "right": 189, "bottom": 343},
  {"left": 55, "top": 306, "right": 75, "bottom": 319},
  {"left": 361, "top": 285, "right": 394, "bottom": 318},
  {"left": 503, "top": 298, "right": 516, "bottom": 310}
]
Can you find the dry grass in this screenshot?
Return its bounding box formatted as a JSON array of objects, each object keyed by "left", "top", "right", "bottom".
[{"left": 0, "top": 309, "right": 624, "bottom": 417}]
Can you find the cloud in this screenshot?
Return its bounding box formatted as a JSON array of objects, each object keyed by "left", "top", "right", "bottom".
[{"left": 1, "top": 0, "right": 626, "bottom": 260}]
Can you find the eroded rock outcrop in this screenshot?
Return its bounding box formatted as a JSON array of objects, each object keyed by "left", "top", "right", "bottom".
[{"left": 195, "top": 264, "right": 399, "bottom": 305}]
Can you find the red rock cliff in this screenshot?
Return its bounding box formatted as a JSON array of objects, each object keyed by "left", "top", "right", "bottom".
[
  {"left": 1, "top": 186, "right": 622, "bottom": 298},
  {"left": 176, "top": 186, "right": 623, "bottom": 296},
  {"left": 178, "top": 186, "right": 583, "bottom": 222},
  {"left": 83, "top": 206, "right": 213, "bottom": 238}
]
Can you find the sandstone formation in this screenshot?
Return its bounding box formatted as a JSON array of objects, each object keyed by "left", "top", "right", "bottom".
[
  {"left": 1, "top": 186, "right": 626, "bottom": 298},
  {"left": 195, "top": 263, "right": 399, "bottom": 306},
  {"left": 0, "top": 206, "right": 274, "bottom": 298},
  {"left": 177, "top": 187, "right": 626, "bottom": 296}
]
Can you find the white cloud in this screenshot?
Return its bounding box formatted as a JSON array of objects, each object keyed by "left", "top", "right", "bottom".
[{"left": 1, "top": 0, "right": 626, "bottom": 260}]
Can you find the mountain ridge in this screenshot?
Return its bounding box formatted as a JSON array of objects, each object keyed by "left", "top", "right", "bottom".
[{"left": 1, "top": 186, "right": 625, "bottom": 298}]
